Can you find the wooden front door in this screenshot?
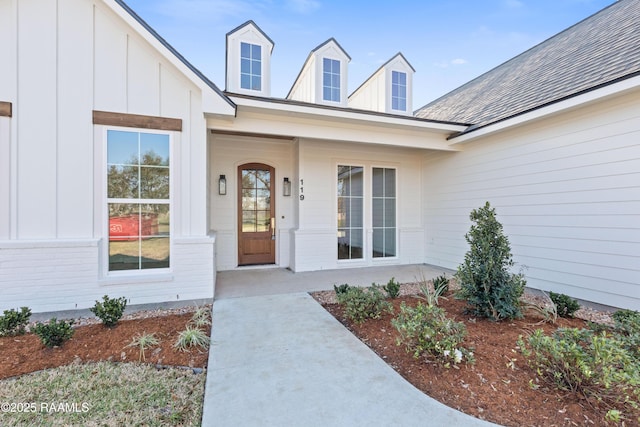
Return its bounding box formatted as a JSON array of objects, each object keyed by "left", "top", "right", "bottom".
[{"left": 238, "top": 163, "right": 276, "bottom": 265}]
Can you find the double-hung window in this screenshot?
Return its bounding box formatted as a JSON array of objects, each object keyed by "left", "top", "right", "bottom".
[
  {"left": 241, "top": 42, "right": 262, "bottom": 91},
  {"left": 106, "top": 130, "right": 171, "bottom": 272},
  {"left": 391, "top": 71, "right": 407, "bottom": 112},
  {"left": 323, "top": 58, "right": 341, "bottom": 102}
]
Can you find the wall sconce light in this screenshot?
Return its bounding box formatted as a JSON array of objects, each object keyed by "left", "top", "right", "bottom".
[
  {"left": 218, "top": 174, "right": 227, "bottom": 195},
  {"left": 283, "top": 177, "right": 291, "bottom": 197}
]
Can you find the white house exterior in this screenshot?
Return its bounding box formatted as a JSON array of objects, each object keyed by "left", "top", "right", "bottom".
[{"left": 1, "top": 0, "right": 638, "bottom": 312}]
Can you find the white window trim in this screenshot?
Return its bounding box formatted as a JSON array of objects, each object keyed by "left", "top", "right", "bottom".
[
  {"left": 97, "top": 125, "right": 175, "bottom": 278},
  {"left": 322, "top": 57, "right": 342, "bottom": 104}
]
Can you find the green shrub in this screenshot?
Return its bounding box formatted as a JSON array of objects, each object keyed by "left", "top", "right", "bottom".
[
  {"left": 90, "top": 295, "right": 127, "bottom": 327},
  {"left": 518, "top": 327, "right": 640, "bottom": 420},
  {"left": 392, "top": 301, "right": 473, "bottom": 366},
  {"left": 455, "top": 202, "right": 525, "bottom": 321},
  {"left": 549, "top": 292, "right": 580, "bottom": 318},
  {"left": 383, "top": 277, "right": 401, "bottom": 299},
  {"left": 336, "top": 285, "right": 392, "bottom": 324},
  {"left": 333, "top": 283, "right": 351, "bottom": 296},
  {"left": 33, "top": 318, "right": 75, "bottom": 348},
  {"left": 0, "top": 307, "right": 32, "bottom": 337},
  {"left": 432, "top": 274, "right": 450, "bottom": 295},
  {"left": 612, "top": 309, "right": 640, "bottom": 359}
]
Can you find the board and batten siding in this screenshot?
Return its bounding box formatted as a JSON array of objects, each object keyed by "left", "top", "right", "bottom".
[
  {"left": 423, "top": 90, "right": 640, "bottom": 310},
  {"left": 293, "top": 139, "right": 426, "bottom": 272},
  {"left": 0, "top": 0, "right": 216, "bottom": 312},
  {"left": 209, "top": 133, "right": 295, "bottom": 271}
]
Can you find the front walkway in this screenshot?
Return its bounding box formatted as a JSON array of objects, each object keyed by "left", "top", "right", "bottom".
[{"left": 202, "top": 265, "right": 499, "bottom": 426}]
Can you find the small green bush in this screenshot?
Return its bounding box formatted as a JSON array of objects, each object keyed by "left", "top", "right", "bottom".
[
  {"left": 392, "top": 301, "right": 473, "bottom": 366},
  {"left": 90, "top": 295, "right": 127, "bottom": 327},
  {"left": 456, "top": 202, "right": 525, "bottom": 321},
  {"left": 432, "top": 274, "right": 450, "bottom": 295},
  {"left": 549, "top": 292, "right": 580, "bottom": 318},
  {"left": 333, "top": 283, "right": 351, "bottom": 296},
  {"left": 0, "top": 307, "right": 32, "bottom": 337},
  {"left": 383, "top": 277, "right": 401, "bottom": 299},
  {"left": 33, "top": 318, "right": 75, "bottom": 348},
  {"left": 336, "top": 285, "right": 392, "bottom": 324},
  {"left": 612, "top": 309, "right": 640, "bottom": 359},
  {"left": 518, "top": 327, "right": 640, "bottom": 420}
]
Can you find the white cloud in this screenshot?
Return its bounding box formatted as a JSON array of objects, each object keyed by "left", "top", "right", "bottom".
[
  {"left": 451, "top": 58, "right": 468, "bottom": 65},
  {"left": 286, "top": 0, "right": 321, "bottom": 14}
]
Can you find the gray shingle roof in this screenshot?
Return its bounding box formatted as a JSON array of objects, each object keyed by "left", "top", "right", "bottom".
[{"left": 415, "top": 0, "right": 640, "bottom": 132}]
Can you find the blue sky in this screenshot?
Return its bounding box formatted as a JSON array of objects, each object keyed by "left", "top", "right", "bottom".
[{"left": 123, "top": 0, "right": 615, "bottom": 109}]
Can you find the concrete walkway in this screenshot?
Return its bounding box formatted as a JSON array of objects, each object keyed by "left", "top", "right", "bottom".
[{"left": 202, "top": 266, "right": 499, "bottom": 426}]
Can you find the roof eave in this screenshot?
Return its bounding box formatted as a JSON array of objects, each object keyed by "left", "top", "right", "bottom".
[{"left": 448, "top": 72, "right": 640, "bottom": 145}]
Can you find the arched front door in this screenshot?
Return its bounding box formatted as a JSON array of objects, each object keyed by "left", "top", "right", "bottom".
[{"left": 238, "top": 163, "right": 276, "bottom": 265}]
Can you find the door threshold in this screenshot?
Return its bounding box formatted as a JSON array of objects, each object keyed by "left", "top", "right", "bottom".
[{"left": 234, "top": 264, "right": 280, "bottom": 270}]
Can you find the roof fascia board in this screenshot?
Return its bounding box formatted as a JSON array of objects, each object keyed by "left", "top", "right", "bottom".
[
  {"left": 448, "top": 73, "right": 640, "bottom": 145},
  {"left": 228, "top": 95, "right": 466, "bottom": 133},
  {"left": 108, "top": 0, "right": 235, "bottom": 116}
]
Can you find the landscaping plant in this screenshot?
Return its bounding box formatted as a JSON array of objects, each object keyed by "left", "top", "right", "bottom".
[
  {"left": 90, "top": 295, "right": 127, "bottom": 328},
  {"left": 33, "top": 318, "right": 75, "bottom": 348},
  {"left": 336, "top": 285, "right": 392, "bottom": 324},
  {"left": 432, "top": 274, "right": 450, "bottom": 295},
  {"left": 0, "top": 307, "right": 31, "bottom": 337},
  {"left": 383, "top": 277, "right": 401, "bottom": 299},
  {"left": 455, "top": 202, "right": 525, "bottom": 320},
  {"left": 518, "top": 327, "right": 640, "bottom": 422},
  {"left": 174, "top": 326, "right": 210, "bottom": 352},
  {"left": 611, "top": 309, "right": 640, "bottom": 359},
  {"left": 127, "top": 332, "right": 160, "bottom": 362},
  {"left": 333, "top": 283, "right": 351, "bottom": 296},
  {"left": 549, "top": 291, "right": 580, "bottom": 318},
  {"left": 392, "top": 302, "right": 473, "bottom": 367},
  {"left": 189, "top": 306, "right": 212, "bottom": 328}
]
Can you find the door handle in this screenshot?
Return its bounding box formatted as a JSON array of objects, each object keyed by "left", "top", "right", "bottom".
[{"left": 271, "top": 217, "right": 275, "bottom": 240}]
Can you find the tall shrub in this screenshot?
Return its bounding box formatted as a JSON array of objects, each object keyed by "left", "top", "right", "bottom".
[{"left": 455, "top": 202, "right": 525, "bottom": 320}]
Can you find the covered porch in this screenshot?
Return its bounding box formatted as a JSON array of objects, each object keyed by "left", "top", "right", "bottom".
[{"left": 214, "top": 263, "right": 452, "bottom": 299}]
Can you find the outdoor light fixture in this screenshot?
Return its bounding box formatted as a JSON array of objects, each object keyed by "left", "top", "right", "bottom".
[
  {"left": 283, "top": 177, "right": 291, "bottom": 196},
  {"left": 218, "top": 174, "right": 227, "bottom": 195}
]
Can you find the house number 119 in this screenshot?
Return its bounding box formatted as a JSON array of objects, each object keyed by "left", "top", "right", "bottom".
[{"left": 300, "top": 179, "right": 304, "bottom": 201}]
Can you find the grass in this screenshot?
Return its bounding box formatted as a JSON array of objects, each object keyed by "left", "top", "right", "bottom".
[{"left": 0, "top": 361, "right": 205, "bottom": 426}]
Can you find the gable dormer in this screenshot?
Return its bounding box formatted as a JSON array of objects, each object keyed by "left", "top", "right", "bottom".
[
  {"left": 348, "top": 53, "right": 415, "bottom": 115},
  {"left": 287, "top": 38, "right": 351, "bottom": 107},
  {"left": 226, "top": 21, "right": 274, "bottom": 96}
]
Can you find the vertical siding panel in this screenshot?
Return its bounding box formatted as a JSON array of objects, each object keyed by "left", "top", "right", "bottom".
[
  {"left": 56, "top": 0, "right": 94, "bottom": 238},
  {"left": 16, "top": 0, "right": 57, "bottom": 238},
  {"left": 93, "top": 5, "right": 127, "bottom": 112}
]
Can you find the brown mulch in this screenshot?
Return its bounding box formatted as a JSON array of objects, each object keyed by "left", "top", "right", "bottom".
[
  {"left": 317, "top": 290, "right": 638, "bottom": 427},
  {"left": 0, "top": 308, "right": 211, "bottom": 380}
]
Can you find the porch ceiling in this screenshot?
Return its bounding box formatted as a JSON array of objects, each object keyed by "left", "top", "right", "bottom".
[{"left": 207, "top": 94, "right": 467, "bottom": 151}]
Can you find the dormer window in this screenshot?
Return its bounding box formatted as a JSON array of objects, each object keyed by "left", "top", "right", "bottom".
[
  {"left": 226, "top": 21, "right": 274, "bottom": 96},
  {"left": 323, "top": 58, "right": 341, "bottom": 102},
  {"left": 241, "top": 42, "right": 262, "bottom": 91},
  {"left": 391, "top": 71, "right": 407, "bottom": 112}
]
